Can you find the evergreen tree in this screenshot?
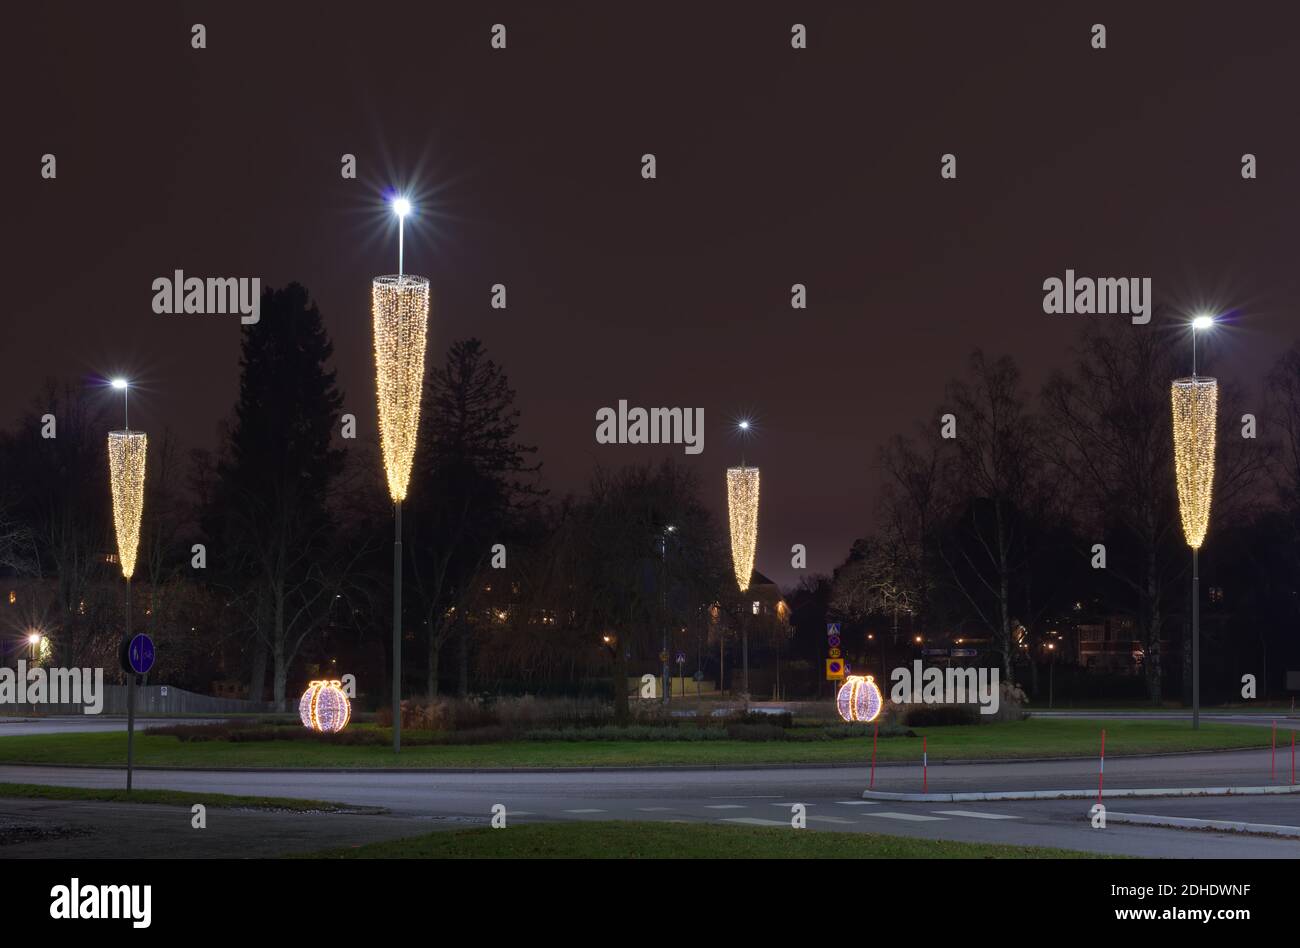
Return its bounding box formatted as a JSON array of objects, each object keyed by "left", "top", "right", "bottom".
[
  {"left": 408, "top": 338, "right": 544, "bottom": 697},
  {"left": 203, "top": 283, "right": 344, "bottom": 708}
]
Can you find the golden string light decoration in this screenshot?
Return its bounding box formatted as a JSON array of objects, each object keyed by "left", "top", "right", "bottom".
[
  {"left": 107, "top": 430, "right": 148, "bottom": 580},
  {"left": 1170, "top": 376, "right": 1218, "bottom": 549},
  {"left": 726, "top": 465, "right": 760, "bottom": 593},
  {"left": 372, "top": 274, "right": 430, "bottom": 502}
]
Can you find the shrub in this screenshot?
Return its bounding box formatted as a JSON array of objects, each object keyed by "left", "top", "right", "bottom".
[{"left": 899, "top": 704, "right": 979, "bottom": 727}]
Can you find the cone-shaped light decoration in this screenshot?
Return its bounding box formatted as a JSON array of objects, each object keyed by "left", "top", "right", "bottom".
[
  {"left": 726, "top": 465, "right": 760, "bottom": 593},
  {"left": 372, "top": 274, "right": 430, "bottom": 501},
  {"left": 1171, "top": 376, "right": 1217, "bottom": 549},
  {"left": 107, "top": 430, "right": 148, "bottom": 579}
]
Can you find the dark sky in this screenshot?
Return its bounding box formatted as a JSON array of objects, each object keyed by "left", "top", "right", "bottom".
[{"left": 7, "top": 2, "right": 1299, "bottom": 589}]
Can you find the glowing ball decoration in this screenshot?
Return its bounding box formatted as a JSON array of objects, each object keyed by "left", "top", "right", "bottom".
[
  {"left": 299, "top": 680, "right": 352, "bottom": 733},
  {"left": 836, "top": 675, "right": 884, "bottom": 723}
]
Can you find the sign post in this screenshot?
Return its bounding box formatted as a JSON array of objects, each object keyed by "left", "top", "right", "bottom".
[{"left": 119, "top": 632, "right": 155, "bottom": 791}]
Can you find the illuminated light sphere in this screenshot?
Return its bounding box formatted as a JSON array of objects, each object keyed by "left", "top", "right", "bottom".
[
  {"left": 299, "top": 679, "right": 352, "bottom": 733},
  {"left": 111, "top": 378, "right": 129, "bottom": 390},
  {"left": 1170, "top": 376, "right": 1218, "bottom": 549},
  {"left": 392, "top": 197, "right": 411, "bottom": 218},
  {"left": 372, "top": 274, "right": 430, "bottom": 502},
  {"left": 1192, "top": 315, "right": 1214, "bottom": 331},
  {"left": 107, "top": 430, "right": 148, "bottom": 580},
  {"left": 836, "top": 675, "right": 884, "bottom": 723},
  {"left": 725, "top": 465, "right": 760, "bottom": 593}
]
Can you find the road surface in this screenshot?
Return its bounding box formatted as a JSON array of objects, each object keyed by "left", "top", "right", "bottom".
[{"left": 2, "top": 751, "right": 1298, "bottom": 858}]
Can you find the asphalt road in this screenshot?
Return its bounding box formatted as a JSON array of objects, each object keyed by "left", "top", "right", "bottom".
[
  {"left": 2, "top": 755, "right": 1298, "bottom": 858},
  {"left": 2, "top": 712, "right": 1298, "bottom": 857}
]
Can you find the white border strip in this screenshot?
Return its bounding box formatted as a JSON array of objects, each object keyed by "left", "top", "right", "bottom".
[{"left": 862, "top": 785, "right": 1300, "bottom": 802}]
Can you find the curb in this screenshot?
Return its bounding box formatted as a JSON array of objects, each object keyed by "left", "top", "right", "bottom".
[
  {"left": 1105, "top": 811, "right": 1300, "bottom": 838},
  {"left": 862, "top": 785, "right": 1300, "bottom": 802},
  {"left": 0, "top": 745, "right": 1270, "bottom": 776}
]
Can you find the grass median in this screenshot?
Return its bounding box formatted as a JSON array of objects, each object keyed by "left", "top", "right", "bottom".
[
  {"left": 0, "top": 718, "right": 1269, "bottom": 769},
  {"left": 301, "top": 819, "right": 1109, "bottom": 858},
  {"left": 0, "top": 781, "right": 367, "bottom": 812}
]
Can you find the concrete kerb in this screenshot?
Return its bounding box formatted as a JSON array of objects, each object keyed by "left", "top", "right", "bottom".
[
  {"left": 862, "top": 784, "right": 1300, "bottom": 802},
  {"left": 1103, "top": 811, "right": 1300, "bottom": 837}
]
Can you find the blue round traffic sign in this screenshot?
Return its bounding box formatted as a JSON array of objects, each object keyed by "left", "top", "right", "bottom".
[{"left": 127, "top": 633, "right": 155, "bottom": 675}]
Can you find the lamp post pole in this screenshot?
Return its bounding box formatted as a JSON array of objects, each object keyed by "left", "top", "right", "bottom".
[
  {"left": 393, "top": 500, "right": 402, "bottom": 752},
  {"left": 1176, "top": 315, "right": 1216, "bottom": 732},
  {"left": 1192, "top": 547, "right": 1200, "bottom": 730},
  {"left": 372, "top": 194, "right": 425, "bottom": 754},
  {"left": 661, "top": 528, "right": 670, "bottom": 705}
]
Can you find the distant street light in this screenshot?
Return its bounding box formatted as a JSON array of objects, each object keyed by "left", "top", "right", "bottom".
[
  {"left": 1172, "top": 315, "right": 1218, "bottom": 730},
  {"left": 373, "top": 194, "right": 431, "bottom": 753}
]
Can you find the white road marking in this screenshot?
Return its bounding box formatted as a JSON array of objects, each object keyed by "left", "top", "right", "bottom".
[
  {"left": 836, "top": 801, "right": 880, "bottom": 806},
  {"left": 704, "top": 804, "right": 748, "bottom": 810},
  {"left": 720, "top": 817, "right": 788, "bottom": 827},
  {"left": 864, "top": 812, "right": 948, "bottom": 822},
  {"left": 636, "top": 807, "right": 673, "bottom": 812},
  {"left": 808, "top": 815, "right": 856, "bottom": 825},
  {"left": 932, "top": 810, "right": 1021, "bottom": 820},
  {"left": 770, "top": 802, "right": 815, "bottom": 807},
  {"left": 563, "top": 808, "right": 606, "bottom": 813}
]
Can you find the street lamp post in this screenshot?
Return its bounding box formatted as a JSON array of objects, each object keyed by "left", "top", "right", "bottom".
[
  {"left": 1172, "top": 315, "right": 1218, "bottom": 730},
  {"left": 661, "top": 524, "right": 675, "bottom": 705},
  {"left": 107, "top": 378, "right": 146, "bottom": 789},
  {"left": 372, "top": 195, "right": 430, "bottom": 754},
  {"left": 726, "top": 460, "right": 759, "bottom": 701},
  {"left": 1046, "top": 642, "right": 1056, "bottom": 709}
]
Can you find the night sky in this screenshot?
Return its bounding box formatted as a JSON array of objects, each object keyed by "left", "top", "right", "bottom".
[{"left": 8, "top": 2, "right": 1300, "bottom": 588}]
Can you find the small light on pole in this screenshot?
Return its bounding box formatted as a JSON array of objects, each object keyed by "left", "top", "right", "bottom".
[
  {"left": 111, "top": 378, "right": 130, "bottom": 429},
  {"left": 392, "top": 196, "right": 412, "bottom": 278}
]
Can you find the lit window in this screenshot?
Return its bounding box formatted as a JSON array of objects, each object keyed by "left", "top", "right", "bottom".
[{"left": 752, "top": 601, "right": 760, "bottom": 615}]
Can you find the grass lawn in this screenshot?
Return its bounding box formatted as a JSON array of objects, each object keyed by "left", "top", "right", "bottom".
[
  {"left": 302, "top": 820, "right": 1109, "bottom": 859},
  {"left": 0, "top": 781, "right": 366, "bottom": 812},
  {"left": 0, "top": 718, "right": 1269, "bottom": 769}
]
